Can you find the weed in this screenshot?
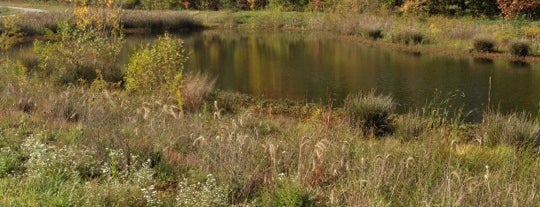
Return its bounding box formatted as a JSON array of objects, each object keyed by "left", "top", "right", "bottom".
[{"left": 344, "top": 90, "right": 396, "bottom": 136}]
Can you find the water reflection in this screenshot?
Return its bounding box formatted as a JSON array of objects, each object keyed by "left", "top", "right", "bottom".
[{"left": 179, "top": 30, "right": 540, "bottom": 120}]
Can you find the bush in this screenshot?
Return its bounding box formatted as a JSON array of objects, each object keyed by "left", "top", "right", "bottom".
[
  {"left": 366, "top": 28, "right": 383, "bottom": 40},
  {"left": 482, "top": 113, "right": 540, "bottom": 149},
  {"left": 262, "top": 177, "right": 315, "bottom": 207},
  {"left": 182, "top": 72, "right": 217, "bottom": 112},
  {"left": 344, "top": 90, "right": 396, "bottom": 136},
  {"left": 124, "top": 33, "right": 186, "bottom": 105},
  {"left": 34, "top": 2, "right": 124, "bottom": 84},
  {"left": 472, "top": 36, "right": 496, "bottom": 52},
  {"left": 392, "top": 30, "right": 425, "bottom": 45},
  {"left": 34, "top": 23, "right": 123, "bottom": 84},
  {"left": 0, "top": 16, "right": 22, "bottom": 53},
  {"left": 509, "top": 40, "right": 530, "bottom": 57}
]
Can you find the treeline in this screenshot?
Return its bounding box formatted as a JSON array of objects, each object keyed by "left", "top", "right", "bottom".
[{"left": 21, "top": 0, "right": 540, "bottom": 19}]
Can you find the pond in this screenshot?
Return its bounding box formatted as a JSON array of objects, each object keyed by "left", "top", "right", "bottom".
[
  {"left": 16, "top": 29, "right": 540, "bottom": 120},
  {"left": 174, "top": 30, "right": 540, "bottom": 118}
]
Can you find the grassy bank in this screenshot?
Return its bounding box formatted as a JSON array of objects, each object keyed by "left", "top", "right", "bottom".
[{"left": 1, "top": 58, "right": 540, "bottom": 206}]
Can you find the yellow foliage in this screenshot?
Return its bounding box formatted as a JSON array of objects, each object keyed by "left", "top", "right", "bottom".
[
  {"left": 0, "top": 16, "right": 22, "bottom": 53},
  {"left": 522, "top": 25, "right": 540, "bottom": 39}
]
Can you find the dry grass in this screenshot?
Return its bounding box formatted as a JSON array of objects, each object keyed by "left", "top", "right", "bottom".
[
  {"left": 121, "top": 10, "right": 205, "bottom": 32},
  {"left": 181, "top": 72, "right": 216, "bottom": 112}
]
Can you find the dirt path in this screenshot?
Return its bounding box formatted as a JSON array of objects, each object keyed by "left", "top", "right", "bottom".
[{"left": 3, "top": 6, "right": 47, "bottom": 13}]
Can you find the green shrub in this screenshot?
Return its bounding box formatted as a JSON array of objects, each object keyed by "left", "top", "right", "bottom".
[
  {"left": 482, "top": 113, "right": 540, "bottom": 149},
  {"left": 262, "top": 177, "right": 315, "bottom": 207},
  {"left": 344, "top": 90, "right": 396, "bottom": 136},
  {"left": 509, "top": 40, "right": 530, "bottom": 57},
  {"left": 0, "top": 147, "right": 24, "bottom": 177},
  {"left": 124, "top": 33, "right": 186, "bottom": 105},
  {"left": 472, "top": 36, "right": 496, "bottom": 52},
  {"left": 0, "top": 16, "right": 22, "bottom": 53},
  {"left": 34, "top": 22, "right": 123, "bottom": 84}
]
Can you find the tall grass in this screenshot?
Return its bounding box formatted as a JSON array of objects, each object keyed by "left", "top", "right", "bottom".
[
  {"left": 481, "top": 112, "right": 540, "bottom": 149},
  {"left": 344, "top": 90, "right": 396, "bottom": 136},
  {"left": 121, "top": 10, "right": 205, "bottom": 32},
  {"left": 182, "top": 72, "right": 216, "bottom": 112}
]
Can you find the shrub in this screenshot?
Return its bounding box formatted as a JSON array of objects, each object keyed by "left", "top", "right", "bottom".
[
  {"left": 482, "top": 113, "right": 540, "bottom": 149},
  {"left": 509, "top": 40, "right": 530, "bottom": 57},
  {"left": 472, "top": 36, "right": 496, "bottom": 52},
  {"left": 262, "top": 176, "right": 315, "bottom": 207},
  {"left": 124, "top": 33, "right": 186, "bottom": 106},
  {"left": 182, "top": 72, "right": 217, "bottom": 112},
  {"left": 366, "top": 28, "right": 383, "bottom": 40},
  {"left": 344, "top": 90, "right": 396, "bottom": 136},
  {"left": 392, "top": 30, "right": 425, "bottom": 45},
  {"left": 34, "top": 2, "right": 124, "bottom": 84},
  {"left": 35, "top": 23, "right": 124, "bottom": 84},
  {"left": 0, "top": 16, "right": 22, "bottom": 53}
]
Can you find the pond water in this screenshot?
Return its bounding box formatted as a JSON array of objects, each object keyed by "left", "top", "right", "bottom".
[
  {"left": 173, "top": 30, "right": 540, "bottom": 118},
  {"left": 16, "top": 30, "right": 540, "bottom": 120}
]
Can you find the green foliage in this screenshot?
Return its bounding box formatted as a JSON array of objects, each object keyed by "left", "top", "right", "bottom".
[
  {"left": 344, "top": 90, "right": 396, "bottom": 136},
  {"left": 0, "top": 147, "right": 24, "bottom": 177},
  {"left": 269, "top": 0, "right": 310, "bottom": 11},
  {"left": 262, "top": 177, "right": 315, "bottom": 207},
  {"left": 509, "top": 40, "right": 530, "bottom": 57},
  {"left": 124, "top": 33, "right": 186, "bottom": 105},
  {"left": 141, "top": 0, "right": 179, "bottom": 10},
  {"left": 0, "top": 16, "right": 22, "bottom": 54},
  {"left": 34, "top": 20, "right": 123, "bottom": 84},
  {"left": 401, "top": 0, "right": 499, "bottom": 16}
]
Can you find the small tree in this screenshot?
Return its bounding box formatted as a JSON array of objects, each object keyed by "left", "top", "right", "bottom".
[{"left": 124, "top": 33, "right": 187, "bottom": 107}]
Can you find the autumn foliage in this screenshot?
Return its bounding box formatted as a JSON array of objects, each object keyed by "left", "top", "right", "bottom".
[{"left": 497, "top": 0, "right": 540, "bottom": 19}]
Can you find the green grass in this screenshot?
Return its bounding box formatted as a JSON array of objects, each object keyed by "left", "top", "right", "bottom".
[{"left": 0, "top": 7, "right": 18, "bottom": 16}]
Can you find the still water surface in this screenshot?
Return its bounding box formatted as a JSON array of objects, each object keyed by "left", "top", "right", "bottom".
[{"left": 160, "top": 30, "right": 539, "bottom": 119}]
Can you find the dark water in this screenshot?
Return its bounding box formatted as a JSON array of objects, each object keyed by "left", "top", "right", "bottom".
[
  {"left": 15, "top": 30, "right": 540, "bottom": 119},
  {"left": 170, "top": 30, "right": 540, "bottom": 118}
]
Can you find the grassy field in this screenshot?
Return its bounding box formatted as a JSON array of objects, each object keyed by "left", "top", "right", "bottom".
[
  {"left": 0, "top": 6, "right": 18, "bottom": 16},
  {"left": 1, "top": 57, "right": 539, "bottom": 206}
]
